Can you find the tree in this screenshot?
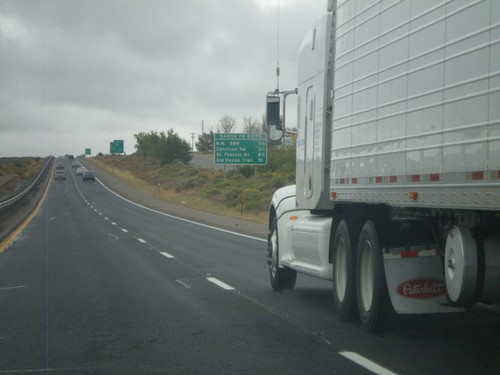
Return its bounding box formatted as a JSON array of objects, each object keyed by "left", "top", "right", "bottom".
[
  {"left": 216, "top": 115, "right": 236, "bottom": 133},
  {"left": 134, "top": 131, "right": 164, "bottom": 159},
  {"left": 162, "top": 128, "right": 192, "bottom": 164},
  {"left": 196, "top": 131, "right": 214, "bottom": 152},
  {"left": 242, "top": 116, "right": 261, "bottom": 134},
  {"left": 134, "top": 129, "right": 192, "bottom": 164}
]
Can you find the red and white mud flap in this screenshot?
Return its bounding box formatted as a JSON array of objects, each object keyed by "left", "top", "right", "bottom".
[{"left": 383, "top": 246, "right": 465, "bottom": 314}]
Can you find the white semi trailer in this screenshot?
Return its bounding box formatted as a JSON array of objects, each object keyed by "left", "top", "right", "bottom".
[{"left": 267, "top": 0, "right": 500, "bottom": 332}]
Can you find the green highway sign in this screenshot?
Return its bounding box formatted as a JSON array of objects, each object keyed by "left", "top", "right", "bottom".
[
  {"left": 214, "top": 133, "right": 267, "bottom": 165},
  {"left": 110, "top": 140, "right": 124, "bottom": 154},
  {"left": 85, "top": 148, "right": 91, "bottom": 155}
]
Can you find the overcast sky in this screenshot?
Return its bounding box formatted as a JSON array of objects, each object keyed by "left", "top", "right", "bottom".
[{"left": 0, "top": 0, "right": 326, "bottom": 157}]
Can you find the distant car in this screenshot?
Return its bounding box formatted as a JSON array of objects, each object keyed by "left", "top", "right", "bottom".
[
  {"left": 76, "top": 167, "right": 86, "bottom": 175},
  {"left": 54, "top": 170, "right": 66, "bottom": 180},
  {"left": 56, "top": 162, "right": 64, "bottom": 169},
  {"left": 71, "top": 161, "right": 80, "bottom": 168},
  {"left": 82, "top": 170, "right": 95, "bottom": 182}
]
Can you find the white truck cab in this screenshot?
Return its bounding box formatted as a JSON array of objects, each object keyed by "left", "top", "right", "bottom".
[{"left": 267, "top": 0, "right": 500, "bottom": 332}]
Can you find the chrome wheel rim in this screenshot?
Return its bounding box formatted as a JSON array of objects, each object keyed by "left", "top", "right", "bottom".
[
  {"left": 335, "top": 238, "right": 347, "bottom": 302},
  {"left": 270, "top": 230, "right": 278, "bottom": 278},
  {"left": 360, "top": 240, "right": 374, "bottom": 312}
]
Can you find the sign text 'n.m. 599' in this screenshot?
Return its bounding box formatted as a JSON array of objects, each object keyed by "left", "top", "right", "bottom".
[{"left": 214, "top": 133, "right": 267, "bottom": 165}]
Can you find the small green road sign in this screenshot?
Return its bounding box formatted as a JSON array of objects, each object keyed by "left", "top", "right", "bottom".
[
  {"left": 214, "top": 133, "right": 267, "bottom": 165},
  {"left": 110, "top": 140, "right": 124, "bottom": 154},
  {"left": 85, "top": 148, "right": 91, "bottom": 155}
]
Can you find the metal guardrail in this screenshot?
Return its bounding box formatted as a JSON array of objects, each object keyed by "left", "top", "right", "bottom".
[{"left": 0, "top": 156, "right": 54, "bottom": 213}]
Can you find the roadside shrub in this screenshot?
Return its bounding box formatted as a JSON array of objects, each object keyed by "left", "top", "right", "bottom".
[
  {"left": 238, "top": 165, "right": 255, "bottom": 178},
  {"left": 262, "top": 146, "right": 296, "bottom": 174},
  {"left": 202, "top": 185, "right": 222, "bottom": 198},
  {"left": 241, "top": 188, "right": 266, "bottom": 212},
  {"left": 270, "top": 173, "right": 295, "bottom": 189}
]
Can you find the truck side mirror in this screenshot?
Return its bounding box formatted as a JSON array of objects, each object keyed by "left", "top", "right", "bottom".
[
  {"left": 266, "top": 95, "right": 282, "bottom": 141},
  {"left": 266, "top": 95, "right": 281, "bottom": 129}
]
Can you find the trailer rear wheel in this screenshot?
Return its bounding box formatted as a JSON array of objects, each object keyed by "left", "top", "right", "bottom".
[
  {"left": 332, "top": 220, "right": 357, "bottom": 321},
  {"left": 356, "top": 220, "right": 387, "bottom": 333},
  {"left": 268, "top": 218, "right": 296, "bottom": 290},
  {"left": 445, "top": 226, "right": 478, "bottom": 305}
]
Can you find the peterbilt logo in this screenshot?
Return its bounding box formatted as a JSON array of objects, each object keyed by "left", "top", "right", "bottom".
[{"left": 396, "top": 278, "right": 445, "bottom": 299}]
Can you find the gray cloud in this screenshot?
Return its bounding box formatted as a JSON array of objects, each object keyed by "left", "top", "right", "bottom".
[{"left": 0, "top": 0, "right": 325, "bottom": 156}]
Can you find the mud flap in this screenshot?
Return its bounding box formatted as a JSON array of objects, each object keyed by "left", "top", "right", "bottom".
[{"left": 383, "top": 246, "right": 464, "bottom": 314}]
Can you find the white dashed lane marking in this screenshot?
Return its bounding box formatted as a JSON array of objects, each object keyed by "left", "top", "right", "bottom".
[
  {"left": 175, "top": 280, "right": 191, "bottom": 289},
  {"left": 339, "top": 351, "right": 398, "bottom": 375},
  {"left": 206, "top": 277, "right": 234, "bottom": 291}
]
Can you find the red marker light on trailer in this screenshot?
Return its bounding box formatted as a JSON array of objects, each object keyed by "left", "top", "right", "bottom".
[{"left": 409, "top": 191, "right": 418, "bottom": 200}]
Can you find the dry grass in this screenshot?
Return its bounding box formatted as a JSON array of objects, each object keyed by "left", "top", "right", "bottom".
[
  {"left": 0, "top": 157, "right": 45, "bottom": 179},
  {"left": 89, "top": 156, "right": 269, "bottom": 224}
]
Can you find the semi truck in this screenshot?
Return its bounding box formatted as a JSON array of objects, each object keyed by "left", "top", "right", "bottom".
[{"left": 267, "top": 0, "right": 500, "bottom": 332}]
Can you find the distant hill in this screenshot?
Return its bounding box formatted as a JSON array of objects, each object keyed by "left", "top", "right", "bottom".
[{"left": 0, "top": 157, "right": 45, "bottom": 200}]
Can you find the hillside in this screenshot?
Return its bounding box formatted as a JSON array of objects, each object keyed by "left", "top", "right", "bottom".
[
  {"left": 89, "top": 150, "right": 296, "bottom": 224},
  {"left": 0, "top": 157, "right": 46, "bottom": 200}
]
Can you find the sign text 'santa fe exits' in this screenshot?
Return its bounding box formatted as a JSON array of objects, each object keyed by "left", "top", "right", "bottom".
[{"left": 214, "top": 133, "right": 267, "bottom": 165}]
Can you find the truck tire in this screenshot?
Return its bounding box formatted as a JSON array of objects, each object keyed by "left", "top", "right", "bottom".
[
  {"left": 332, "top": 220, "right": 357, "bottom": 321},
  {"left": 356, "top": 220, "right": 387, "bottom": 333},
  {"left": 268, "top": 217, "right": 297, "bottom": 290}
]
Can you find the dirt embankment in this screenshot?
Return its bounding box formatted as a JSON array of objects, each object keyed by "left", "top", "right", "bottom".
[
  {"left": 0, "top": 175, "right": 24, "bottom": 201},
  {"left": 0, "top": 157, "right": 46, "bottom": 200},
  {"left": 0, "top": 157, "right": 52, "bottom": 244}
]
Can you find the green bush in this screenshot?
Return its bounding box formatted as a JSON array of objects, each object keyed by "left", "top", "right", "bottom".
[
  {"left": 202, "top": 185, "right": 222, "bottom": 198},
  {"left": 240, "top": 188, "right": 266, "bottom": 212},
  {"left": 238, "top": 165, "right": 255, "bottom": 178}
]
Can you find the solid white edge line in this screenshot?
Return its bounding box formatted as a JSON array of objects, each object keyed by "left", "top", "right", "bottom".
[
  {"left": 96, "top": 177, "right": 266, "bottom": 242},
  {"left": 160, "top": 252, "right": 174, "bottom": 259},
  {"left": 339, "top": 351, "right": 399, "bottom": 375},
  {"left": 206, "top": 277, "right": 234, "bottom": 291}
]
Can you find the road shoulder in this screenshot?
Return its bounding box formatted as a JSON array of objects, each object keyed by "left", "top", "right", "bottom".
[{"left": 80, "top": 158, "right": 268, "bottom": 240}]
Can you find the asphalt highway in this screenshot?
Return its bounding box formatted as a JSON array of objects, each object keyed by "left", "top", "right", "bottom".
[{"left": 0, "top": 158, "right": 499, "bottom": 374}]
